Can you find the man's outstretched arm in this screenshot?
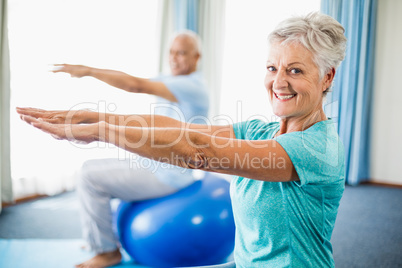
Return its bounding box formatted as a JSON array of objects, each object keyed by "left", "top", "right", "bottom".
[{"left": 52, "top": 64, "right": 178, "bottom": 102}]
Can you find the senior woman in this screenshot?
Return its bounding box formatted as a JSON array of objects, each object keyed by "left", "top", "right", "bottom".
[{"left": 18, "top": 12, "right": 346, "bottom": 268}]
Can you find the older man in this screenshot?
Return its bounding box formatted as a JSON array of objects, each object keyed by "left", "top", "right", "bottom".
[{"left": 51, "top": 30, "right": 209, "bottom": 268}]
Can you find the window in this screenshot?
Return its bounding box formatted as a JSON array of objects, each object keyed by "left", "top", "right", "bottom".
[
  {"left": 8, "top": 0, "right": 322, "bottom": 198},
  {"left": 8, "top": 0, "right": 160, "bottom": 198},
  {"left": 220, "top": 0, "right": 321, "bottom": 122}
]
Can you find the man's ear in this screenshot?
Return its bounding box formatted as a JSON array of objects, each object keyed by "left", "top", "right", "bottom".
[{"left": 195, "top": 52, "right": 201, "bottom": 61}]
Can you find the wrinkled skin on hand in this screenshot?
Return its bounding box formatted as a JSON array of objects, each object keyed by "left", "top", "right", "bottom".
[
  {"left": 16, "top": 107, "right": 82, "bottom": 124},
  {"left": 18, "top": 112, "right": 99, "bottom": 145}
]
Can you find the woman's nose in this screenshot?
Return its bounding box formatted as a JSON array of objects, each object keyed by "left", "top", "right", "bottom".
[{"left": 273, "top": 70, "right": 288, "bottom": 89}]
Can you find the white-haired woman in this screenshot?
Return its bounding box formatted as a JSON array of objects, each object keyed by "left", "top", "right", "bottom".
[{"left": 18, "top": 12, "right": 347, "bottom": 268}]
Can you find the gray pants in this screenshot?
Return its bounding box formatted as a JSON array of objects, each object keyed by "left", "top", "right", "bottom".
[{"left": 77, "top": 158, "right": 180, "bottom": 254}]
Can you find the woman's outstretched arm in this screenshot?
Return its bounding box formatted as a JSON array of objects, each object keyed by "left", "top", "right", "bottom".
[
  {"left": 19, "top": 114, "right": 297, "bottom": 182},
  {"left": 16, "top": 107, "right": 233, "bottom": 138}
]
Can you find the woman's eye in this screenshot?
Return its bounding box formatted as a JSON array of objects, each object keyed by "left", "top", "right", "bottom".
[
  {"left": 267, "top": 66, "right": 276, "bottom": 72},
  {"left": 290, "top": 68, "right": 302, "bottom": 74}
]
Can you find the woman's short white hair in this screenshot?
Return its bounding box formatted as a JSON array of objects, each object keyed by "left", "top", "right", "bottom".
[{"left": 268, "top": 12, "right": 347, "bottom": 94}]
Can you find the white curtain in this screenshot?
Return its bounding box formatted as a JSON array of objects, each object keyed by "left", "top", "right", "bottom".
[
  {"left": 198, "top": 0, "right": 226, "bottom": 119},
  {"left": 0, "top": 0, "right": 13, "bottom": 212},
  {"left": 157, "top": 0, "right": 226, "bottom": 119},
  {"left": 157, "top": 0, "right": 175, "bottom": 75}
]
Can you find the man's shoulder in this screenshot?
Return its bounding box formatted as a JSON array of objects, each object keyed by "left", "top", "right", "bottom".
[{"left": 155, "top": 72, "right": 202, "bottom": 83}]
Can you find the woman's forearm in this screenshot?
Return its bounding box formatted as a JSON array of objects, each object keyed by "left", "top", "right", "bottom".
[
  {"left": 100, "top": 122, "right": 201, "bottom": 168},
  {"left": 99, "top": 122, "right": 238, "bottom": 174},
  {"left": 97, "top": 122, "right": 297, "bottom": 182},
  {"left": 102, "top": 113, "right": 185, "bottom": 128},
  {"left": 16, "top": 107, "right": 231, "bottom": 137},
  {"left": 90, "top": 112, "right": 224, "bottom": 137},
  {"left": 67, "top": 110, "right": 180, "bottom": 127},
  {"left": 19, "top": 115, "right": 297, "bottom": 182}
]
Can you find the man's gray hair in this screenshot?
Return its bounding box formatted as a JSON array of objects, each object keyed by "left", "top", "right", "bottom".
[
  {"left": 171, "top": 30, "right": 202, "bottom": 56},
  {"left": 268, "top": 12, "right": 347, "bottom": 94}
]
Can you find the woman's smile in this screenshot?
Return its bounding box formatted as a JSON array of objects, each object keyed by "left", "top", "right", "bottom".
[{"left": 274, "top": 92, "right": 297, "bottom": 101}]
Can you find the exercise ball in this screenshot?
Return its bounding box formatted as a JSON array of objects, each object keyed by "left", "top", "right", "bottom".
[{"left": 116, "top": 173, "right": 235, "bottom": 267}]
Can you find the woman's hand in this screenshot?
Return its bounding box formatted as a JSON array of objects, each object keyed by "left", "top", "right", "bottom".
[
  {"left": 51, "top": 64, "right": 91, "bottom": 78},
  {"left": 19, "top": 114, "right": 100, "bottom": 144},
  {"left": 16, "top": 107, "right": 87, "bottom": 124}
]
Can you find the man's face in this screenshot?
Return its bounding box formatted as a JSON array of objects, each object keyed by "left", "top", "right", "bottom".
[{"left": 169, "top": 37, "right": 200, "bottom": 76}]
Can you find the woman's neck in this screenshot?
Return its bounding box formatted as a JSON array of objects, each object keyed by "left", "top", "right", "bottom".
[{"left": 275, "top": 109, "right": 327, "bottom": 137}]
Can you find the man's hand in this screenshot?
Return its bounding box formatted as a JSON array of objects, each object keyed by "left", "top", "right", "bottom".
[
  {"left": 16, "top": 107, "right": 84, "bottom": 124},
  {"left": 51, "top": 64, "right": 91, "bottom": 78},
  {"left": 19, "top": 114, "right": 100, "bottom": 145}
]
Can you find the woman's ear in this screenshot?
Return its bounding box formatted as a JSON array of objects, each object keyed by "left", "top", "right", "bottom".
[{"left": 323, "top": 68, "right": 336, "bottom": 92}]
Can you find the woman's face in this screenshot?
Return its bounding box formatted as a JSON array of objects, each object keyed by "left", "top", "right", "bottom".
[{"left": 264, "top": 42, "right": 333, "bottom": 121}]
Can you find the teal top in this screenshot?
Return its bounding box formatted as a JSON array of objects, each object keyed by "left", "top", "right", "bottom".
[{"left": 231, "top": 119, "right": 345, "bottom": 267}]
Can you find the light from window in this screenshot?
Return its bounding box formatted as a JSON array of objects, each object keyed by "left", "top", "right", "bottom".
[
  {"left": 220, "top": 0, "right": 320, "bottom": 123},
  {"left": 9, "top": 0, "right": 160, "bottom": 197}
]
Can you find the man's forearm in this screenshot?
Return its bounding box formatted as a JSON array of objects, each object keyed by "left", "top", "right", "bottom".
[{"left": 88, "top": 68, "right": 143, "bottom": 93}]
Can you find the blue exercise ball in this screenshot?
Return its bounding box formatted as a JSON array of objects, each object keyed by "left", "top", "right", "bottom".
[{"left": 116, "top": 173, "right": 235, "bottom": 267}]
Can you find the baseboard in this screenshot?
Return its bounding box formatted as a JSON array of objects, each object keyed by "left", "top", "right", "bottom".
[
  {"left": 1, "top": 194, "right": 48, "bottom": 208},
  {"left": 361, "top": 181, "right": 402, "bottom": 189},
  {"left": 3, "top": 181, "right": 401, "bottom": 208}
]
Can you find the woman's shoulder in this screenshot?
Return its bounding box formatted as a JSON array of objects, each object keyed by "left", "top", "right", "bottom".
[
  {"left": 302, "top": 119, "right": 340, "bottom": 143},
  {"left": 275, "top": 119, "right": 345, "bottom": 183},
  {"left": 233, "top": 119, "right": 279, "bottom": 140}
]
